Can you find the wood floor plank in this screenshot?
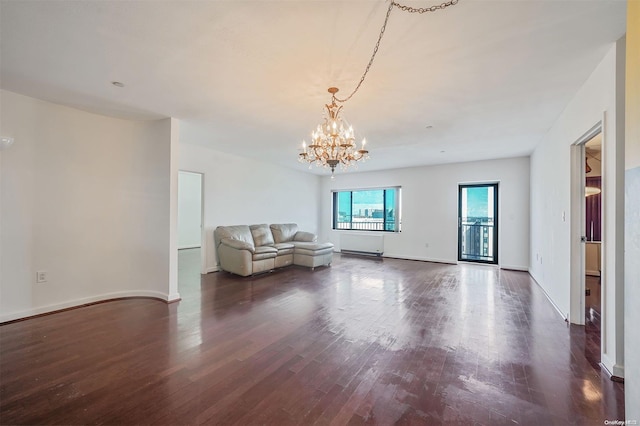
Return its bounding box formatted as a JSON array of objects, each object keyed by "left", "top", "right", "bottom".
[{"left": 0, "top": 251, "right": 625, "bottom": 425}]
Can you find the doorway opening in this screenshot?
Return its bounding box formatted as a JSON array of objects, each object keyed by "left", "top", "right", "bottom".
[
  {"left": 178, "top": 171, "right": 204, "bottom": 293},
  {"left": 584, "top": 134, "right": 602, "bottom": 330},
  {"left": 458, "top": 183, "right": 498, "bottom": 264},
  {"left": 570, "top": 122, "right": 603, "bottom": 369}
]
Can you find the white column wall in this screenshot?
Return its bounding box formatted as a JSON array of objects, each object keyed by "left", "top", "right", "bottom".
[
  {"left": 168, "top": 117, "right": 180, "bottom": 301},
  {"left": 624, "top": 0, "right": 640, "bottom": 419},
  {"left": 0, "top": 90, "right": 178, "bottom": 322},
  {"left": 178, "top": 141, "right": 321, "bottom": 273},
  {"left": 320, "top": 156, "right": 530, "bottom": 270},
  {"left": 529, "top": 40, "right": 625, "bottom": 377}
]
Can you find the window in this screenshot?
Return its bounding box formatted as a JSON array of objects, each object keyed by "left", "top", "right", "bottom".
[{"left": 332, "top": 187, "right": 401, "bottom": 232}]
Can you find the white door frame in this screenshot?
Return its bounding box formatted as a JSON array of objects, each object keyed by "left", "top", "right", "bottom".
[{"left": 197, "top": 171, "right": 206, "bottom": 276}]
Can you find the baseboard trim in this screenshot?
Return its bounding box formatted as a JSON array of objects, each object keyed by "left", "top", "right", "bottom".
[
  {"left": 600, "top": 354, "right": 625, "bottom": 381},
  {"left": 612, "top": 363, "right": 625, "bottom": 379},
  {"left": 381, "top": 253, "right": 456, "bottom": 265},
  {"left": 205, "top": 265, "right": 219, "bottom": 274},
  {"left": 0, "top": 290, "right": 175, "bottom": 324},
  {"left": 167, "top": 293, "right": 182, "bottom": 303},
  {"left": 500, "top": 265, "right": 529, "bottom": 272},
  {"left": 599, "top": 362, "right": 625, "bottom": 382},
  {"left": 528, "top": 270, "right": 568, "bottom": 321}
]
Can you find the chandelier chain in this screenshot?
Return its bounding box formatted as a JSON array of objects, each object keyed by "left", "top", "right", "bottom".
[
  {"left": 393, "top": 0, "right": 458, "bottom": 14},
  {"left": 334, "top": 0, "right": 459, "bottom": 104}
]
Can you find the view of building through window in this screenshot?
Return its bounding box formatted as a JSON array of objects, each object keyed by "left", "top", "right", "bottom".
[
  {"left": 333, "top": 188, "right": 401, "bottom": 232},
  {"left": 459, "top": 184, "right": 497, "bottom": 263}
]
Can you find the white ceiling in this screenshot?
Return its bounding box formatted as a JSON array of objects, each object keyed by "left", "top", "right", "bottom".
[{"left": 0, "top": 0, "right": 627, "bottom": 175}]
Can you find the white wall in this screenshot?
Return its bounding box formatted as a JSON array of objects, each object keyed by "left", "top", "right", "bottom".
[
  {"left": 529, "top": 40, "right": 625, "bottom": 377},
  {"left": 320, "top": 157, "right": 530, "bottom": 270},
  {"left": 625, "top": 0, "right": 640, "bottom": 419},
  {"left": 178, "top": 171, "right": 202, "bottom": 249},
  {"left": 0, "top": 90, "right": 179, "bottom": 322},
  {"left": 178, "top": 141, "right": 321, "bottom": 273}
]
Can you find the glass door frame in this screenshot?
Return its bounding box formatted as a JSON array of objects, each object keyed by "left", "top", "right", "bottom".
[{"left": 457, "top": 183, "right": 499, "bottom": 265}]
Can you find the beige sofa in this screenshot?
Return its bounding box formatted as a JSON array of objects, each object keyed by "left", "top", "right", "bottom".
[{"left": 213, "top": 223, "right": 334, "bottom": 276}]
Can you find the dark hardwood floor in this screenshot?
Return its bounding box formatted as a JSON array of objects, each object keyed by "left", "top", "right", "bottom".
[
  {"left": 582, "top": 275, "right": 603, "bottom": 371},
  {"left": 1, "top": 252, "right": 624, "bottom": 425},
  {"left": 585, "top": 275, "right": 602, "bottom": 317}
]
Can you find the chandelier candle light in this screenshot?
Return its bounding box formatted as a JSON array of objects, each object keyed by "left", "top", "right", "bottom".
[{"left": 299, "top": 87, "right": 369, "bottom": 177}]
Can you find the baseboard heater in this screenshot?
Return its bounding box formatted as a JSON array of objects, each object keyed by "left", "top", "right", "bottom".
[{"left": 340, "top": 234, "right": 384, "bottom": 257}]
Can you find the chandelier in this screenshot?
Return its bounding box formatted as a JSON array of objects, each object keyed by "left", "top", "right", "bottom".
[
  {"left": 296, "top": 0, "right": 460, "bottom": 175},
  {"left": 298, "top": 87, "right": 369, "bottom": 177}
]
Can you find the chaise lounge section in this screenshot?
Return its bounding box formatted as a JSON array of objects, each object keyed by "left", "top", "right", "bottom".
[{"left": 214, "top": 223, "right": 333, "bottom": 276}]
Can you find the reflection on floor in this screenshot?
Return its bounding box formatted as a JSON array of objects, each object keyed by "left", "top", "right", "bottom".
[
  {"left": 0, "top": 254, "right": 625, "bottom": 425},
  {"left": 585, "top": 275, "right": 602, "bottom": 316},
  {"left": 178, "top": 247, "right": 201, "bottom": 294},
  {"left": 584, "top": 275, "right": 602, "bottom": 368},
  {"left": 582, "top": 275, "right": 602, "bottom": 370},
  {"left": 177, "top": 253, "right": 623, "bottom": 424}
]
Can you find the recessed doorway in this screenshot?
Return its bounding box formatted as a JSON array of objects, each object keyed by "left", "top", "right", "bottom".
[
  {"left": 178, "top": 170, "right": 204, "bottom": 292},
  {"left": 585, "top": 134, "right": 602, "bottom": 319},
  {"left": 583, "top": 132, "right": 603, "bottom": 366}
]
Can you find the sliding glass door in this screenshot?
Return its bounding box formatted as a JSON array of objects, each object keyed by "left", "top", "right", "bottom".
[{"left": 458, "top": 183, "right": 498, "bottom": 264}]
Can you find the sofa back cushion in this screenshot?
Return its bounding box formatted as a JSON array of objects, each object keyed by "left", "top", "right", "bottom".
[
  {"left": 250, "top": 224, "right": 275, "bottom": 247},
  {"left": 293, "top": 231, "right": 317, "bottom": 242},
  {"left": 214, "top": 225, "right": 254, "bottom": 248},
  {"left": 270, "top": 223, "right": 299, "bottom": 243}
]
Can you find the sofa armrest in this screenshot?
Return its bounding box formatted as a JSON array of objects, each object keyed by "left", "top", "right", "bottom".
[
  {"left": 220, "top": 238, "right": 255, "bottom": 253},
  {"left": 294, "top": 231, "right": 318, "bottom": 243}
]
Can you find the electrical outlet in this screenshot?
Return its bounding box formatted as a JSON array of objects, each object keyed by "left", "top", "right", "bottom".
[{"left": 36, "top": 271, "right": 47, "bottom": 283}]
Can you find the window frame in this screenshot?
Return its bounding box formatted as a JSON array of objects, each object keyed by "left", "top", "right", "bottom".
[
  {"left": 457, "top": 182, "right": 499, "bottom": 264},
  {"left": 331, "top": 186, "right": 402, "bottom": 232}
]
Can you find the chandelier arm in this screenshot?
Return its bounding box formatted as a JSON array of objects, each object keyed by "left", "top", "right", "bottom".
[
  {"left": 334, "top": 0, "right": 460, "bottom": 104},
  {"left": 299, "top": 96, "right": 371, "bottom": 173}
]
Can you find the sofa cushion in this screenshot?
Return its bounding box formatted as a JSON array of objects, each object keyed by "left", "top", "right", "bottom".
[
  {"left": 253, "top": 246, "right": 278, "bottom": 261},
  {"left": 220, "top": 238, "right": 255, "bottom": 253},
  {"left": 294, "top": 231, "right": 317, "bottom": 242},
  {"left": 250, "top": 224, "right": 275, "bottom": 247},
  {"left": 214, "top": 225, "right": 254, "bottom": 248},
  {"left": 270, "top": 223, "right": 299, "bottom": 243},
  {"left": 293, "top": 241, "right": 334, "bottom": 256},
  {"left": 274, "top": 242, "right": 295, "bottom": 255}
]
